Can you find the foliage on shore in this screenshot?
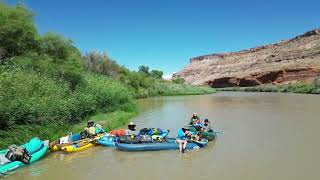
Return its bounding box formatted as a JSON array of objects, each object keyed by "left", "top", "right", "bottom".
[
  {"left": 220, "top": 83, "right": 320, "bottom": 94},
  {"left": 0, "top": 3, "right": 215, "bottom": 148}
]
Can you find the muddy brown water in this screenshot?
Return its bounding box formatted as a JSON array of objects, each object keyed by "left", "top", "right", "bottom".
[{"left": 4, "top": 92, "right": 320, "bottom": 180}]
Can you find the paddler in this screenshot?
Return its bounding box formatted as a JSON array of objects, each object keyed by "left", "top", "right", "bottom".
[
  {"left": 189, "top": 113, "right": 202, "bottom": 131},
  {"left": 83, "top": 120, "right": 106, "bottom": 138},
  {"left": 125, "top": 122, "right": 138, "bottom": 136},
  {"left": 202, "top": 119, "right": 213, "bottom": 132},
  {"left": 176, "top": 126, "right": 192, "bottom": 153}
]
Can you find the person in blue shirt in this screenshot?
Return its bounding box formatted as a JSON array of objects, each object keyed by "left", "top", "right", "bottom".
[{"left": 176, "top": 126, "right": 192, "bottom": 153}]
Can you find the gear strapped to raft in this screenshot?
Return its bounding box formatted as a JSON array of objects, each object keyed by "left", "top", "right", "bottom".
[{"left": 5, "top": 145, "right": 31, "bottom": 164}]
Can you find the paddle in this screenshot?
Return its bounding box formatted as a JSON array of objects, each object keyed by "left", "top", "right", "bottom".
[
  {"left": 56, "top": 133, "right": 104, "bottom": 148},
  {"left": 214, "top": 131, "right": 223, "bottom": 134},
  {"left": 0, "top": 172, "right": 7, "bottom": 176}
]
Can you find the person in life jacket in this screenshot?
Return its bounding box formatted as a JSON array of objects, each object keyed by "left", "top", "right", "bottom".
[
  {"left": 82, "top": 120, "right": 106, "bottom": 138},
  {"left": 125, "top": 122, "right": 138, "bottom": 136},
  {"left": 176, "top": 126, "right": 192, "bottom": 153},
  {"left": 189, "top": 113, "right": 203, "bottom": 131},
  {"left": 202, "top": 119, "right": 213, "bottom": 132},
  {"left": 189, "top": 113, "right": 200, "bottom": 125}
]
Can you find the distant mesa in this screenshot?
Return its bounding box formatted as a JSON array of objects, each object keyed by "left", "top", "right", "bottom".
[{"left": 173, "top": 28, "right": 320, "bottom": 88}]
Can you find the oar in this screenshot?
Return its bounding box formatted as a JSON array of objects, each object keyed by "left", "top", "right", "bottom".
[
  {"left": 56, "top": 133, "right": 104, "bottom": 148},
  {"left": 214, "top": 131, "right": 223, "bottom": 134}
]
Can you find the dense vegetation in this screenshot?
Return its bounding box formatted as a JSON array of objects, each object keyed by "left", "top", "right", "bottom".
[
  {"left": 0, "top": 3, "right": 214, "bottom": 148},
  {"left": 220, "top": 83, "right": 320, "bottom": 94}
]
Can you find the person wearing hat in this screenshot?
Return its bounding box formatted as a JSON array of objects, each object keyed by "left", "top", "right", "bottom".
[
  {"left": 189, "top": 113, "right": 200, "bottom": 125},
  {"left": 83, "top": 120, "right": 97, "bottom": 138},
  {"left": 176, "top": 126, "right": 192, "bottom": 153},
  {"left": 125, "top": 122, "right": 138, "bottom": 136},
  {"left": 189, "top": 113, "right": 203, "bottom": 131},
  {"left": 83, "top": 120, "right": 106, "bottom": 138},
  {"left": 202, "top": 119, "right": 213, "bottom": 132}
]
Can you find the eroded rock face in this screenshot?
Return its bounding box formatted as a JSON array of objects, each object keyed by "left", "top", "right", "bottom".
[{"left": 173, "top": 29, "right": 320, "bottom": 87}]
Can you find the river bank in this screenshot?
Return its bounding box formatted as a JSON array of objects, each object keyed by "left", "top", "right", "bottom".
[
  {"left": 0, "top": 3, "right": 216, "bottom": 149},
  {"left": 0, "top": 85, "right": 215, "bottom": 149},
  {"left": 219, "top": 83, "right": 320, "bottom": 94}
]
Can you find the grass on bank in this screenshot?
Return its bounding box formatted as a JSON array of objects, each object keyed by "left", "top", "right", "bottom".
[
  {"left": 0, "top": 110, "right": 137, "bottom": 148},
  {"left": 220, "top": 84, "right": 320, "bottom": 94}
]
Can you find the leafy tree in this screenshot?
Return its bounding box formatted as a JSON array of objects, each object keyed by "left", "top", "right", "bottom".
[
  {"left": 0, "top": 3, "right": 39, "bottom": 60},
  {"left": 138, "top": 65, "right": 150, "bottom": 75},
  {"left": 83, "top": 51, "right": 125, "bottom": 78},
  {"left": 150, "top": 70, "right": 163, "bottom": 79}
]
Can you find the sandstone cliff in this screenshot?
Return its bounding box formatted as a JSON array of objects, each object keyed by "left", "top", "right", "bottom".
[{"left": 173, "top": 29, "right": 320, "bottom": 88}]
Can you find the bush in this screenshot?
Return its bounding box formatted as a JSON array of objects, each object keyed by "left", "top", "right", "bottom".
[
  {"left": 314, "top": 76, "right": 320, "bottom": 87},
  {"left": 0, "top": 66, "right": 72, "bottom": 130},
  {"left": 172, "top": 77, "right": 185, "bottom": 84},
  {"left": 150, "top": 70, "right": 163, "bottom": 79}
]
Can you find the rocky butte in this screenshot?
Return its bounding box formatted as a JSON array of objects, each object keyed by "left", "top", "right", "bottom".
[{"left": 173, "top": 29, "right": 320, "bottom": 88}]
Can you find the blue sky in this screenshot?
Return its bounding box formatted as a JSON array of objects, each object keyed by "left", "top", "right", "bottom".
[{"left": 5, "top": 0, "right": 320, "bottom": 76}]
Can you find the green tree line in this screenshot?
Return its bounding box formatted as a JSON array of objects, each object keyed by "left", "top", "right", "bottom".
[{"left": 0, "top": 3, "right": 214, "bottom": 147}]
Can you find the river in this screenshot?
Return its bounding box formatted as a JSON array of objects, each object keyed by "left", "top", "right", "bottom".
[{"left": 4, "top": 92, "right": 320, "bottom": 180}]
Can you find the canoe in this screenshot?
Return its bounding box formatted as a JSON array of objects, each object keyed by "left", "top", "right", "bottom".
[
  {"left": 188, "top": 125, "right": 216, "bottom": 141},
  {"left": 115, "top": 138, "right": 206, "bottom": 152},
  {"left": 0, "top": 137, "right": 49, "bottom": 175}
]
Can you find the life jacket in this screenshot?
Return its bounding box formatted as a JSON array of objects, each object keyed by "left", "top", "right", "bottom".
[{"left": 5, "top": 145, "right": 31, "bottom": 164}]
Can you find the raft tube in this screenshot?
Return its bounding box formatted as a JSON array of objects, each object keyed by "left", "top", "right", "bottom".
[
  {"left": 98, "top": 135, "right": 117, "bottom": 147},
  {"left": 98, "top": 131, "right": 170, "bottom": 147},
  {"left": 188, "top": 125, "right": 216, "bottom": 141},
  {"left": 61, "top": 141, "right": 95, "bottom": 153},
  {"left": 115, "top": 138, "right": 204, "bottom": 152},
  {"left": 0, "top": 138, "right": 49, "bottom": 175}
]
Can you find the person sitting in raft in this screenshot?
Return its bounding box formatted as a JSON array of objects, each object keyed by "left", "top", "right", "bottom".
[
  {"left": 125, "top": 122, "right": 138, "bottom": 136},
  {"left": 202, "top": 119, "right": 213, "bottom": 132},
  {"left": 189, "top": 113, "right": 200, "bottom": 125},
  {"left": 189, "top": 113, "right": 203, "bottom": 131},
  {"left": 83, "top": 120, "right": 106, "bottom": 138},
  {"left": 176, "top": 126, "right": 193, "bottom": 153}
]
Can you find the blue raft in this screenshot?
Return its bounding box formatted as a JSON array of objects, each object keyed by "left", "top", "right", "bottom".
[
  {"left": 115, "top": 138, "right": 207, "bottom": 151},
  {"left": 98, "top": 131, "right": 170, "bottom": 147}
]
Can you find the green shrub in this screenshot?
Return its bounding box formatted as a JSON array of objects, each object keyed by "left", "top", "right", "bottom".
[
  {"left": 314, "top": 76, "right": 320, "bottom": 87},
  {"left": 0, "top": 66, "right": 71, "bottom": 130},
  {"left": 150, "top": 70, "right": 163, "bottom": 79},
  {"left": 172, "top": 77, "right": 185, "bottom": 84}
]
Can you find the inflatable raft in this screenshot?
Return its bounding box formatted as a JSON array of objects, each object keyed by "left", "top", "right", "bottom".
[
  {"left": 188, "top": 126, "right": 216, "bottom": 141},
  {"left": 115, "top": 138, "right": 207, "bottom": 151},
  {"left": 0, "top": 137, "right": 48, "bottom": 175},
  {"left": 98, "top": 130, "right": 170, "bottom": 147},
  {"left": 49, "top": 133, "right": 81, "bottom": 151}
]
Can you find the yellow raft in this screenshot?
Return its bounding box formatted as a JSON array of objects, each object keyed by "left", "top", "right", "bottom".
[
  {"left": 60, "top": 134, "right": 104, "bottom": 153},
  {"left": 61, "top": 142, "right": 96, "bottom": 153}
]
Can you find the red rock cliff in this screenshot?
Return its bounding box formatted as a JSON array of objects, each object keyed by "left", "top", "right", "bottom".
[{"left": 173, "top": 29, "right": 320, "bottom": 87}]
